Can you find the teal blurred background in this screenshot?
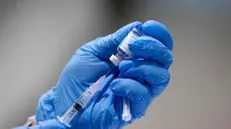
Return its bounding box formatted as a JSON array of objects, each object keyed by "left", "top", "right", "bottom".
[{"left": 0, "top": 0, "right": 230, "bottom": 128}]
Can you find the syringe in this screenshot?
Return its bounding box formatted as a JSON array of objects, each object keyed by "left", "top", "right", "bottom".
[{"left": 57, "top": 75, "right": 106, "bottom": 127}]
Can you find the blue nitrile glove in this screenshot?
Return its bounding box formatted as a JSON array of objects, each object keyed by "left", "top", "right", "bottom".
[
  {"left": 35, "top": 20, "right": 173, "bottom": 129},
  {"left": 12, "top": 119, "right": 66, "bottom": 129}
]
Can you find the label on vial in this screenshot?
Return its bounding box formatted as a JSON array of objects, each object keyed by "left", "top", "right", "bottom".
[
  {"left": 119, "top": 32, "right": 136, "bottom": 48},
  {"left": 118, "top": 31, "right": 137, "bottom": 59}
]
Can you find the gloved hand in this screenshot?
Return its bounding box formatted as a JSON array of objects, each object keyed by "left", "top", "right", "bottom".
[
  {"left": 35, "top": 20, "right": 173, "bottom": 129},
  {"left": 12, "top": 119, "right": 66, "bottom": 129}
]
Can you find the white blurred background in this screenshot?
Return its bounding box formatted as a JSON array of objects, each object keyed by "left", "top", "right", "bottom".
[{"left": 0, "top": 0, "right": 231, "bottom": 129}]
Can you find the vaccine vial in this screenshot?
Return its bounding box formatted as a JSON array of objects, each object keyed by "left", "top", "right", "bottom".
[{"left": 109, "top": 27, "right": 144, "bottom": 66}]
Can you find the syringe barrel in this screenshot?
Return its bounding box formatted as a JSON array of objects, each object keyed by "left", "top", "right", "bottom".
[
  {"left": 57, "top": 76, "right": 106, "bottom": 127},
  {"left": 76, "top": 89, "right": 93, "bottom": 108},
  {"left": 58, "top": 89, "right": 93, "bottom": 127},
  {"left": 58, "top": 106, "right": 78, "bottom": 127}
]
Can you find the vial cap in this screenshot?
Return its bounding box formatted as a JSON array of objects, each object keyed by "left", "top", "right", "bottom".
[{"left": 109, "top": 55, "right": 120, "bottom": 66}]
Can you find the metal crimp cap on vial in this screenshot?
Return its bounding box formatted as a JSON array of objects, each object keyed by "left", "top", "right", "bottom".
[{"left": 109, "top": 54, "right": 122, "bottom": 66}]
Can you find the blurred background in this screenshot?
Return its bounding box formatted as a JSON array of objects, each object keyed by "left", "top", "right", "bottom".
[{"left": 0, "top": 0, "right": 231, "bottom": 128}]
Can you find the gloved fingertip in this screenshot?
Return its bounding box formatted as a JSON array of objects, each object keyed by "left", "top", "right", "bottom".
[
  {"left": 110, "top": 79, "right": 142, "bottom": 101},
  {"left": 118, "top": 21, "right": 142, "bottom": 32},
  {"left": 109, "top": 79, "right": 118, "bottom": 90},
  {"left": 110, "top": 79, "right": 126, "bottom": 97},
  {"left": 142, "top": 20, "right": 174, "bottom": 50},
  {"left": 126, "top": 21, "right": 142, "bottom": 31},
  {"left": 119, "top": 60, "right": 133, "bottom": 73},
  {"left": 134, "top": 23, "right": 143, "bottom": 30},
  {"left": 165, "top": 57, "right": 173, "bottom": 69},
  {"left": 142, "top": 20, "right": 167, "bottom": 36},
  {"left": 133, "top": 21, "right": 142, "bottom": 26},
  {"left": 110, "top": 78, "right": 137, "bottom": 99},
  {"left": 115, "top": 21, "right": 142, "bottom": 42},
  {"left": 151, "top": 86, "right": 167, "bottom": 98}
]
